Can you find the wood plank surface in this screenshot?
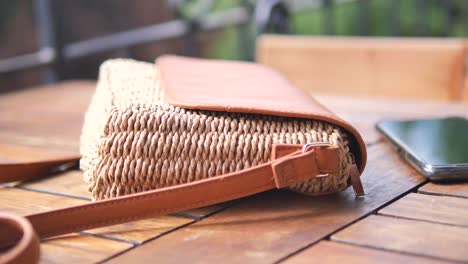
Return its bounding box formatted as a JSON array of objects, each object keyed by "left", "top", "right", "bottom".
[
  {"left": 379, "top": 192, "right": 468, "bottom": 226},
  {"left": 84, "top": 216, "right": 193, "bottom": 244},
  {"left": 315, "top": 94, "right": 468, "bottom": 144},
  {"left": 0, "top": 187, "right": 86, "bottom": 215},
  {"left": 0, "top": 143, "right": 74, "bottom": 162},
  {"left": 182, "top": 203, "right": 231, "bottom": 219},
  {"left": 20, "top": 170, "right": 91, "bottom": 199},
  {"left": 0, "top": 81, "right": 95, "bottom": 152},
  {"left": 284, "top": 241, "right": 449, "bottom": 264},
  {"left": 41, "top": 235, "right": 132, "bottom": 264},
  {"left": 332, "top": 215, "right": 468, "bottom": 262},
  {"left": 105, "top": 143, "right": 425, "bottom": 264},
  {"left": 419, "top": 182, "right": 468, "bottom": 199},
  {"left": 258, "top": 36, "right": 465, "bottom": 101}
]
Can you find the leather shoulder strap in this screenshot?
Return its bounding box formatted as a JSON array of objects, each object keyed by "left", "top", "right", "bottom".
[
  {"left": 0, "top": 157, "right": 79, "bottom": 184},
  {"left": 0, "top": 143, "right": 363, "bottom": 264}
]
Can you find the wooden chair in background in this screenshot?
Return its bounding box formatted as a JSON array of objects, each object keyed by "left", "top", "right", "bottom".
[
  {"left": 257, "top": 35, "right": 467, "bottom": 102},
  {"left": 464, "top": 41, "right": 468, "bottom": 102}
]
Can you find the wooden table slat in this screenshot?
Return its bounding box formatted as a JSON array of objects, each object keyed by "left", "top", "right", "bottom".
[
  {"left": 41, "top": 234, "right": 132, "bottom": 264},
  {"left": 419, "top": 182, "right": 468, "bottom": 199},
  {"left": 105, "top": 143, "right": 425, "bottom": 264},
  {"left": 332, "top": 215, "right": 468, "bottom": 262},
  {"left": 84, "top": 216, "right": 192, "bottom": 244},
  {"left": 284, "top": 241, "right": 449, "bottom": 264},
  {"left": 315, "top": 94, "right": 468, "bottom": 145},
  {"left": 0, "top": 188, "right": 86, "bottom": 215},
  {"left": 20, "top": 171, "right": 91, "bottom": 200},
  {"left": 0, "top": 187, "right": 194, "bottom": 245},
  {"left": 379, "top": 192, "right": 468, "bottom": 226},
  {"left": 0, "top": 81, "right": 96, "bottom": 153}
]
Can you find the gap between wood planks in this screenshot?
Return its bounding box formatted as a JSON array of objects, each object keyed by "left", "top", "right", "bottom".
[
  {"left": 281, "top": 181, "right": 468, "bottom": 262},
  {"left": 372, "top": 213, "right": 468, "bottom": 230},
  {"left": 326, "top": 232, "right": 457, "bottom": 264},
  {"left": 331, "top": 214, "right": 468, "bottom": 263},
  {"left": 272, "top": 138, "right": 427, "bottom": 263},
  {"left": 274, "top": 179, "right": 429, "bottom": 263},
  {"left": 96, "top": 204, "right": 240, "bottom": 263}
]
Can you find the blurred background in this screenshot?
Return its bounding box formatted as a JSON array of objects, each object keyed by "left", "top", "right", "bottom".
[{"left": 0, "top": 0, "right": 467, "bottom": 94}]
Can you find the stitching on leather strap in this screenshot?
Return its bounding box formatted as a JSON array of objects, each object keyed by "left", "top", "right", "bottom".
[
  {"left": 29, "top": 182, "right": 272, "bottom": 238},
  {"left": 29, "top": 166, "right": 272, "bottom": 220}
]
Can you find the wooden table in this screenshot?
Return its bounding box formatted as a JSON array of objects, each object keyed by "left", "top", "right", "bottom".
[{"left": 1, "top": 82, "right": 468, "bottom": 264}]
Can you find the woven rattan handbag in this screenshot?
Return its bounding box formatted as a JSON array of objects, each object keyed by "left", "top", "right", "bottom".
[{"left": 0, "top": 56, "right": 366, "bottom": 264}]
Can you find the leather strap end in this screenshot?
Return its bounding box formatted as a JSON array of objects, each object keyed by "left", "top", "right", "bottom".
[
  {"left": 0, "top": 158, "right": 79, "bottom": 185},
  {"left": 271, "top": 144, "right": 302, "bottom": 160},
  {"left": 272, "top": 150, "right": 320, "bottom": 188},
  {"left": 349, "top": 164, "right": 365, "bottom": 197},
  {"left": 0, "top": 212, "right": 40, "bottom": 264},
  {"left": 271, "top": 144, "right": 342, "bottom": 189}
]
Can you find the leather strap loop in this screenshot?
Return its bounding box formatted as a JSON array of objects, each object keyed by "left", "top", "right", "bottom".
[
  {"left": 0, "top": 213, "right": 40, "bottom": 264},
  {"left": 0, "top": 157, "right": 79, "bottom": 184},
  {"left": 0, "top": 144, "right": 360, "bottom": 264}
]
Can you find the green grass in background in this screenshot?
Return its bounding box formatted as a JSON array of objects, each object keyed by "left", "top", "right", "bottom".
[
  {"left": 207, "top": 0, "right": 467, "bottom": 60},
  {"left": 292, "top": 0, "right": 467, "bottom": 36}
]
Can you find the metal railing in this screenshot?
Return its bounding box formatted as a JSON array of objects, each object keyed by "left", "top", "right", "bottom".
[
  {"left": 0, "top": 0, "right": 255, "bottom": 84},
  {"left": 1, "top": 0, "right": 466, "bottom": 87}
]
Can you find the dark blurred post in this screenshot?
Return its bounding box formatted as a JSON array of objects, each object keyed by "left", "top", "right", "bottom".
[
  {"left": 33, "top": 0, "right": 62, "bottom": 83},
  {"left": 357, "top": 0, "right": 370, "bottom": 35},
  {"left": 388, "top": 0, "right": 400, "bottom": 36},
  {"left": 239, "top": 0, "right": 253, "bottom": 61},
  {"left": 323, "top": 0, "right": 335, "bottom": 35},
  {"left": 441, "top": 0, "right": 453, "bottom": 36},
  {"left": 254, "top": 0, "right": 290, "bottom": 36},
  {"left": 415, "top": 0, "right": 427, "bottom": 35}
]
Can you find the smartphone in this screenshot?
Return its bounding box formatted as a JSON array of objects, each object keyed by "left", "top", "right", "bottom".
[{"left": 376, "top": 117, "right": 468, "bottom": 181}]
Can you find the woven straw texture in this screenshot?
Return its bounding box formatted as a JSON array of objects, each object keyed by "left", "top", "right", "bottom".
[{"left": 80, "top": 59, "right": 354, "bottom": 200}]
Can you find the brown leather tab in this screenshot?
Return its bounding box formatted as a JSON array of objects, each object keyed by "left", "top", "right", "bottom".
[
  {"left": 272, "top": 144, "right": 341, "bottom": 175},
  {"left": 349, "top": 164, "right": 365, "bottom": 196},
  {"left": 156, "top": 55, "right": 367, "bottom": 173},
  {"left": 271, "top": 144, "right": 302, "bottom": 159},
  {"left": 272, "top": 144, "right": 359, "bottom": 193},
  {"left": 272, "top": 150, "right": 321, "bottom": 188}
]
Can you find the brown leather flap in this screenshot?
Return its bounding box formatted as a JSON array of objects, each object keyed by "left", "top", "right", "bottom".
[{"left": 156, "top": 55, "right": 367, "bottom": 172}]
